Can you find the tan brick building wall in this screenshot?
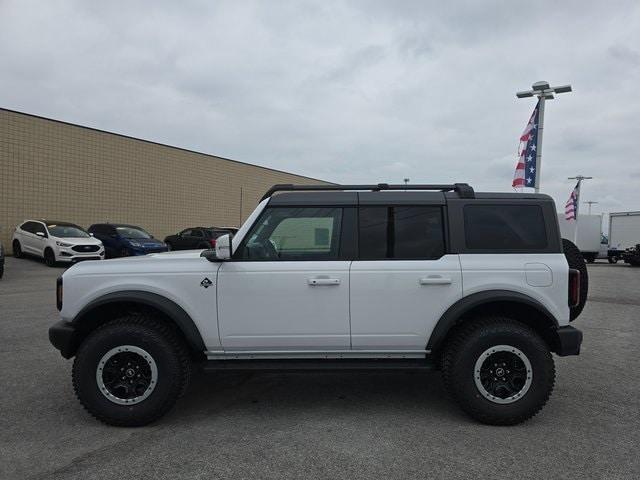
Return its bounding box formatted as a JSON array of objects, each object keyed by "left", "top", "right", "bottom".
[{"left": 0, "top": 108, "right": 330, "bottom": 253}]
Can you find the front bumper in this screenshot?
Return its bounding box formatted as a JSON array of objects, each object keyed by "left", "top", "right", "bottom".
[
  {"left": 49, "top": 320, "right": 78, "bottom": 359},
  {"left": 555, "top": 326, "right": 583, "bottom": 356},
  {"left": 57, "top": 246, "right": 105, "bottom": 263}
]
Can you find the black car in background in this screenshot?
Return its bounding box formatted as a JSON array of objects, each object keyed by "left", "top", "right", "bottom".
[{"left": 164, "top": 227, "right": 238, "bottom": 251}]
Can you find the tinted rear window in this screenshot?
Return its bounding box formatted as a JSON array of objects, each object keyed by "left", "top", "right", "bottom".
[
  {"left": 359, "top": 206, "right": 445, "bottom": 260},
  {"left": 464, "top": 205, "right": 547, "bottom": 250}
]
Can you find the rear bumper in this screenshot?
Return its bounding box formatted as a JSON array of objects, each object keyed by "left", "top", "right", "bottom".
[
  {"left": 49, "top": 320, "right": 77, "bottom": 359},
  {"left": 555, "top": 326, "right": 583, "bottom": 356}
]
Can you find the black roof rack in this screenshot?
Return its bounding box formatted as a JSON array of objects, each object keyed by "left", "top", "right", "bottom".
[{"left": 261, "top": 183, "right": 475, "bottom": 201}]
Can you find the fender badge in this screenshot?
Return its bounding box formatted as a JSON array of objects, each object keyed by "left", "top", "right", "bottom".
[{"left": 200, "top": 278, "right": 213, "bottom": 289}]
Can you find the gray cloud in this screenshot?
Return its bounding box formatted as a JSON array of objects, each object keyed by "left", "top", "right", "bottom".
[{"left": 1, "top": 0, "right": 640, "bottom": 213}]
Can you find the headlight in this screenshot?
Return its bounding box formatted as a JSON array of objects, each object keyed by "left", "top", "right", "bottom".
[
  {"left": 56, "top": 241, "right": 73, "bottom": 247},
  {"left": 129, "top": 241, "right": 142, "bottom": 247}
]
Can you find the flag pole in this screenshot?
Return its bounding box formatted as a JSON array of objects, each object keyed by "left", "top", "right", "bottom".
[
  {"left": 516, "top": 81, "right": 572, "bottom": 193},
  {"left": 568, "top": 175, "right": 593, "bottom": 245},
  {"left": 534, "top": 96, "right": 545, "bottom": 194}
]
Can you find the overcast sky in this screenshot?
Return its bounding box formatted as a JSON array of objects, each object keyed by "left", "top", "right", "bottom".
[{"left": 2, "top": 0, "right": 640, "bottom": 215}]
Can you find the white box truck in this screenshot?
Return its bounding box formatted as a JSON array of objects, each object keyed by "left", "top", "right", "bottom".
[
  {"left": 609, "top": 211, "right": 640, "bottom": 265},
  {"left": 557, "top": 213, "right": 605, "bottom": 263}
]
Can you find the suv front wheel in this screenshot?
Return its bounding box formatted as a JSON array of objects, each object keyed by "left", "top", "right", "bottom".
[
  {"left": 72, "top": 315, "right": 191, "bottom": 426},
  {"left": 441, "top": 317, "right": 555, "bottom": 425}
]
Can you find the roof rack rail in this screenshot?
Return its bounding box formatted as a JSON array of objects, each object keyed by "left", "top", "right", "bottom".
[{"left": 261, "top": 183, "right": 475, "bottom": 201}]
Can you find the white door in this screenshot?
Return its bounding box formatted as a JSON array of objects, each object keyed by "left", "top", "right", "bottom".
[
  {"left": 31, "top": 222, "right": 48, "bottom": 256},
  {"left": 349, "top": 205, "right": 462, "bottom": 351},
  {"left": 217, "top": 206, "right": 350, "bottom": 351}
]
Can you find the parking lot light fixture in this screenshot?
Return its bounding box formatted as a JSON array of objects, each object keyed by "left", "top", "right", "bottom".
[{"left": 516, "top": 81, "right": 572, "bottom": 193}]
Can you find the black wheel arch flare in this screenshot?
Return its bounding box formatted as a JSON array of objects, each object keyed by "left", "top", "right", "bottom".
[
  {"left": 67, "top": 290, "right": 206, "bottom": 358},
  {"left": 427, "top": 290, "right": 561, "bottom": 356}
]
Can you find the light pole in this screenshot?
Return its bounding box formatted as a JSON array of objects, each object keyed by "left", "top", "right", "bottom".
[
  {"left": 403, "top": 178, "right": 410, "bottom": 191},
  {"left": 568, "top": 175, "right": 593, "bottom": 244},
  {"left": 584, "top": 201, "right": 598, "bottom": 215},
  {"left": 516, "top": 81, "right": 572, "bottom": 193}
]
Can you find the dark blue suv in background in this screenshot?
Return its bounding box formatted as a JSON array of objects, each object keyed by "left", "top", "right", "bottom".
[{"left": 88, "top": 223, "right": 168, "bottom": 258}]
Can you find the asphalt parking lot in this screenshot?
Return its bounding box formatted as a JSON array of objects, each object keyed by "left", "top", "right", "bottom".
[{"left": 1, "top": 256, "right": 639, "bottom": 480}]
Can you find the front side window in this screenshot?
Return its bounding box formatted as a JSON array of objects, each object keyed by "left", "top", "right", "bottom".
[
  {"left": 238, "top": 207, "right": 342, "bottom": 260},
  {"left": 359, "top": 206, "right": 445, "bottom": 260},
  {"left": 464, "top": 205, "right": 547, "bottom": 250},
  {"left": 33, "top": 222, "right": 47, "bottom": 236}
]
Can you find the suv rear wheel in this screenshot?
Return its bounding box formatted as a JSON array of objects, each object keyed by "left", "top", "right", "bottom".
[
  {"left": 72, "top": 315, "right": 191, "bottom": 426},
  {"left": 13, "top": 240, "right": 23, "bottom": 258},
  {"left": 441, "top": 317, "right": 555, "bottom": 425}
]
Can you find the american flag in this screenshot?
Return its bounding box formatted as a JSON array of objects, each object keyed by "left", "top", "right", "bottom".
[
  {"left": 512, "top": 100, "right": 540, "bottom": 190},
  {"left": 565, "top": 182, "right": 579, "bottom": 220}
]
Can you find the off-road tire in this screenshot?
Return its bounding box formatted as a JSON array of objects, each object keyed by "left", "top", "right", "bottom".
[
  {"left": 608, "top": 256, "right": 618, "bottom": 264},
  {"left": 72, "top": 315, "right": 191, "bottom": 427},
  {"left": 44, "top": 248, "right": 56, "bottom": 267},
  {"left": 13, "top": 240, "right": 23, "bottom": 258},
  {"left": 562, "top": 238, "right": 588, "bottom": 321},
  {"left": 441, "top": 317, "right": 555, "bottom": 426}
]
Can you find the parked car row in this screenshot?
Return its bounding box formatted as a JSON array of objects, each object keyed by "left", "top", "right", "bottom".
[{"left": 9, "top": 219, "right": 238, "bottom": 267}]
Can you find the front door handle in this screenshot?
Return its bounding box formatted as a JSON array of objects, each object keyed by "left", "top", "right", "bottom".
[
  {"left": 308, "top": 277, "right": 341, "bottom": 286},
  {"left": 419, "top": 276, "right": 452, "bottom": 286}
]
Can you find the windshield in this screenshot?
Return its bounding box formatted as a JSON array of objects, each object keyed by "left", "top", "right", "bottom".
[
  {"left": 116, "top": 227, "right": 152, "bottom": 239},
  {"left": 48, "top": 224, "right": 90, "bottom": 238}
]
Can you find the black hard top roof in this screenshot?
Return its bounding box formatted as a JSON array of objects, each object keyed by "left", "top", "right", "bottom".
[{"left": 265, "top": 184, "right": 554, "bottom": 206}]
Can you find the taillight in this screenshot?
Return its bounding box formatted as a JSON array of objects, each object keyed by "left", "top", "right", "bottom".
[
  {"left": 568, "top": 269, "right": 580, "bottom": 308},
  {"left": 209, "top": 238, "right": 217, "bottom": 248},
  {"left": 56, "top": 276, "right": 63, "bottom": 311}
]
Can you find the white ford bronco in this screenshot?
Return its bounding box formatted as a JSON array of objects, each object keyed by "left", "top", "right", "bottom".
[{"left": 49, "top": 183, "right": 586, "bottom": 426}]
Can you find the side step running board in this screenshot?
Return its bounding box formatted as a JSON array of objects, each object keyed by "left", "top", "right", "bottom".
[{"left": 200, "top": 358, "right": 435, "bottom": 372}]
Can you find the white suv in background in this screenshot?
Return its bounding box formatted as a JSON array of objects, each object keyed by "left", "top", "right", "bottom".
[{"left": 12, "top": 220, "right": 105, "bottom": 266}]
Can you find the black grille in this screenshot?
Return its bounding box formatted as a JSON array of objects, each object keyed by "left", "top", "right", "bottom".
[{"left": 72, "top": 245, "right": 100, "bottom": 253}]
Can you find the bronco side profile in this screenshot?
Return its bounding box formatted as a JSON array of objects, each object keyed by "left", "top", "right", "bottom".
[{"left": 49, "top": 183, "right": 586, "bottom": 427}]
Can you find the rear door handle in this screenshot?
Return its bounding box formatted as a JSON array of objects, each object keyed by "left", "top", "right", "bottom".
[
  {"left": 308, "top": 277, "right": 341, "bottom": 286},
  {"left": 419, "top": 276, "right": 452, "bottom": 285}
]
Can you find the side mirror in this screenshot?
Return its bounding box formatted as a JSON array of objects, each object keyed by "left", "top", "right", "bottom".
[
  {"left": 201, "top": 234, "right": 231, "bottom": 262},
  {"left": 215, "top": 234, "right": 231, "bottom": 260},
  {"left": 89, "top": 233, "right": 94, "bottom": 236},
  {"left": 36, "top": 231, "right": 45, "bottom": 237}
]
